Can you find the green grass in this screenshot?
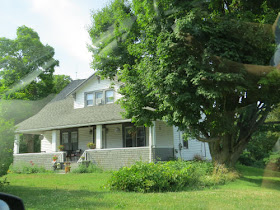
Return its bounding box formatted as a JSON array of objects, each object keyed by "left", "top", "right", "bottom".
[{"left": 1, "top": 165, "right": 280, "bottom": 210}]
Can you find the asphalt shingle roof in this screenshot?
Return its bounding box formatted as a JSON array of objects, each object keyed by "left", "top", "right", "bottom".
[{"left": 16, "top": 80, "right": 127, "bottom": 133}]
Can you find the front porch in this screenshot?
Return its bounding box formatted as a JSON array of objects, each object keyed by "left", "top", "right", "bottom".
[{"left": 13, "top": 121, "right": 175, "bottom": 170}]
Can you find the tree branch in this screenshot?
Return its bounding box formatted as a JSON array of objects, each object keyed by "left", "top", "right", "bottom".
[{"left": 195, "top": 135, "right": 220, "bottom": 143}]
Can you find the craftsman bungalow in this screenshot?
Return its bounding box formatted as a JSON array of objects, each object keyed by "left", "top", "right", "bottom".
[{"left": 13, "top": 74, "right": 211, "bottom": 170}]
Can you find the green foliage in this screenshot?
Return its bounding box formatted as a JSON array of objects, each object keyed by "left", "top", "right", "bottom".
[
  {"left": 71, "top": 162, "right": 103, "bottom": 173},
  {"left": 53, "top": 75, "right": 72, "bottom": 94},
  {"left": 107, "top": 161, "right": 239, "bottom": 192},
  {"left": 0, "top": 25, "right": 59, "bottom": 100},
  {"left": 89, "top": 0, "right": 280, "bottom": 166},
  {"left": 239, "top": 131, "right": 279, "bottom": 167},
  {"left": 0, "top": 117, "right": 14, "bottom": 177},
  {"left": 0, "top": 177, "right": 9, "bottom": 190},
  {"left": 264, "top": 151, "right": 280, "bottom": 171},
  {"left": 9, "top": 161, "right": 47, "bottom": 174}
]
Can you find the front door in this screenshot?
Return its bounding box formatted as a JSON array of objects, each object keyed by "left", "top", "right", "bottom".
[{"left": 61, "top": 130, "right": 78, "bottom": 153}]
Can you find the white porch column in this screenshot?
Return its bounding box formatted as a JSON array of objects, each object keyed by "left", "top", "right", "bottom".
[
  {"left": 52, "top": 130, "right": 58, "bottom": 152},
  {"left": 149, "top": 121, "right": 156, "bottom": 162},
  {"left": 14, "top": 134, "right": 20, "bottom": 154},
  {"left": 96, "top": 125, "right": 103, "bottom": 149}
]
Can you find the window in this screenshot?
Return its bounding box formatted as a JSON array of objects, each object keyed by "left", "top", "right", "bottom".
[
  {"left": 61, "top": 130, "right": 78, "bottom": 151},
  {"left": 95, "top": 92, "right": 103, "bottom": 105},
  {"left": 183, "top": 139, "right": 188, "bottom": 149},
  {"left": 124, "top": 126, "right": 146, "bottom": 147},
  {"left": 85, "top": 90, "right": 114, "bottom": 107},
  {"left": 181, "top": 132, "right": 188, "bottom": 149},
  {"left": 105, "top": 90, "right": 114, "bottom": 104},
  {"left": 71, "top": 131, "right": 78, "bottom": 151},
  {"left": 86, "top": 93, "right": 93, "bottom": 106}
]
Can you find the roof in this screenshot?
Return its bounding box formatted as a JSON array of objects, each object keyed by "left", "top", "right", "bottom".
[
  {"left": 66, "top": 73, "right": 97, "bottom": 97},
  {"left": 66, "top": 73, "right": 120, "bottom": 97},
  {"left": 51, "top": 79, "right": 85, "bottom": 102},
  {"left": 16, "top": 97, "right": 127, "bottom": 133},
  {"left": 16, "top": 79, "right": 128, "bottom": 133}
]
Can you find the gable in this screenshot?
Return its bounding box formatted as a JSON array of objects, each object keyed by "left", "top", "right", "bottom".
[{"left": 73, "top": 75, "right": 122, "bottom": 109}]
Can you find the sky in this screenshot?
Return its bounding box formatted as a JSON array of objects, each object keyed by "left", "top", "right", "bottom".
[{"left": 0, "top": 0, "right": 111, "bottom": 79}]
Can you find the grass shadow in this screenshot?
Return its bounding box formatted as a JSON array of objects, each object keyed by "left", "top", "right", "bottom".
[
  {"left": 239, "top": 176, "right": 280, "bottom": 191},
  {"left": 1, "top": 185, "right": 113, "bottom": 209}
]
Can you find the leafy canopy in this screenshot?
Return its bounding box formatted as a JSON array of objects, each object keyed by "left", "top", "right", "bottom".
[
  {"left": 89, "top": 0, "right": 280, "bottom": 165},
  {"left": 0, "top": 26, "right": 59, "bottom": 100}
]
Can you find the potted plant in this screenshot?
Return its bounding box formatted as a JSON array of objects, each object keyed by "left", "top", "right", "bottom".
[
  {"left": 87, "top": 142, "right": 96, "bottom": 149},
  {"left": 58, "top": 145, "right": 64, "bottom": 151},
  {"left": 52, "top": 155, "right": 58, "bottom": 162},
  {"left": 81, "top": 156, "right": 85, "bottom": 161}
]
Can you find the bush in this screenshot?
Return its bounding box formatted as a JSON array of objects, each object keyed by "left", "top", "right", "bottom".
[
  {"left": 0, "top": 177, "right": 9, "bottom": 190},
  {"left": 107, "top": 161, "right": 239, "bottom": 193},
  {"left": 238, "top": 131, "right": 278, "bottom": 168},
  {"left": 264, "top": 151, "right": 280, "bottom": 171},
  {"left": 0, "top": 119, "right": 14, "bottom": 177},
  {"left": 71, "top": 162, "right": 103, "bottom": 173},
  {"left": 9, "top": 161, "right": 47, "bottom": 174}
]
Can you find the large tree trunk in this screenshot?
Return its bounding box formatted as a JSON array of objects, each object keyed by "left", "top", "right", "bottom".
[{"left": 208, "top": 135, "right": 249, "bottom": 168}]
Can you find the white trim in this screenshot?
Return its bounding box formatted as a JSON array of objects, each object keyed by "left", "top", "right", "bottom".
[
  {"left": 85, "top": 146, "right": 149, "bottom": 151},
  {"left": 66, "top": 73, "right": 96, "bottom": 97},
  {"left": 16, "top": 119, "right": 131, "bottom": 133},
  {"left": 154, "top": 146, "right": 174, "bottom": 149},
  {"left": 13, "top": 152, "right": 65, "bottom": 156}
]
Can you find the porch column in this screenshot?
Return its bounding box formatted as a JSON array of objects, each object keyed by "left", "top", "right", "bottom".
[
  {"left": 96, "top": 125, "right": 103, "bottom": 149},
  {"left": 149, "top": 121, "right": 156, "bottom": 162},
  {"left": 52, "top": 130, "right": 58, "bottom": 152},
  {"left": 14, "top": 134, "right": 20, "bottom": 154}
]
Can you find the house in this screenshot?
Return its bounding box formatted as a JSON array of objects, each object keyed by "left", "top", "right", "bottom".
[{"left": 13, "top": 74, "right": 211, "bottom": 170}]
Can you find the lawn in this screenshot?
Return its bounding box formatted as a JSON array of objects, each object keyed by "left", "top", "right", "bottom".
[{"left": 1, "top": 165, "right": 280, "bottom": 210}]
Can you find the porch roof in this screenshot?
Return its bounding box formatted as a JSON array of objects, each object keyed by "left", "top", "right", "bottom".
[{"left": 15, "top": 97, "right": 128, "bottom": 133}]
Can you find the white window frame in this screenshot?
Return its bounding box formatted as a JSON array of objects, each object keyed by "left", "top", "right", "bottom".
[
  {"left": 105, "top": 90, "right": 114, "bottom": 104},
  {"left": 86, "top": 93, "right": 94, "bottom": 106}
]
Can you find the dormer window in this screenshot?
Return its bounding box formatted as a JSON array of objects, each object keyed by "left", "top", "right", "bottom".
[
  {"left": 85, "top": 90, "right": 114, "bottom": 107},
  {"left": 86, "top": 93, "right": 93, "bottom": 106},
  {"left": 95, "top": 91, "right": 103, "bottom": 105},
  {"left": 105, "top": 90, "right": 114, "bottom": 104}
]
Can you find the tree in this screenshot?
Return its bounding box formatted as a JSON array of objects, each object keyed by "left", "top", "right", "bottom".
[
  {"left": 53, "top": 75, "right": 72, "bottom": 93},
  {"left": 0, "top": 25, "right": 59, "bottom": 100},
  {"left": 0, "top": 26, "right": 60, "bottom": 170},
  {"left": 89, "top": 0, "right": 280, "bottom": 166}
]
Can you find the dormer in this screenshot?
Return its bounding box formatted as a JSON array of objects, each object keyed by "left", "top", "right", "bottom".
[{"left": 67, "top": 74, "right": 122, "bottom": 109}]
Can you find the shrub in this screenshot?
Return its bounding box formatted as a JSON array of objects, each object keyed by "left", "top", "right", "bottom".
[
  {"left": 264, "top": 151, "right": 280, "bottom": 171},
  {"left": 0, "top": 177, "right": 9, "bottom": 190},
  {"left": 193, "top": 154, "right": 204, "bottom": 162},
  {"left": 72, "top": 162, "right": 103, "bottom": 173},
  {"left": 107, "top": 160, "right": 238, "bottom": 193},
  {"left": 9, "top": 161, "right": 47, "bottom": 174},
  {"left": 0, "top": 118, "right": 14, "bottom": 177},
  {"left": 200, "top": 163, "right": 240, "bottom": 186}
]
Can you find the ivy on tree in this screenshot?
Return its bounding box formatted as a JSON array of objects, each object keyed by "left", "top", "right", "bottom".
[{"left": 88, "top": 0, "right": 280, "bottom": 166}]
